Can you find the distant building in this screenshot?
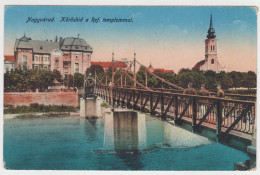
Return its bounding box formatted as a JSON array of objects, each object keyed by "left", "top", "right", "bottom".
[
  {"left": 14, "top": 34, "right": 93, "bottom": 77},
  {"left": 193, "top": 15, "right": 226, "bottom": 73},
  {"left": 4, "top": 55, "right": 15, "bottom": 73},
  {"left": 91, "top": 61, "right": 128, "bottom": 72},
  {"left": 147, "top": 62, "right": 174, "bottom": 73}
]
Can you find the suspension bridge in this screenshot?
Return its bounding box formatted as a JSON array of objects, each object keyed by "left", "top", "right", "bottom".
[{"left": 79, "top": 53, "right": 256, "bottom": 163}]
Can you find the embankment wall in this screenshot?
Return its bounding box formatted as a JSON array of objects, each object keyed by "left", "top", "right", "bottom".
[{"left": 4, "top": 92, "right": 79, "bottom": 107}]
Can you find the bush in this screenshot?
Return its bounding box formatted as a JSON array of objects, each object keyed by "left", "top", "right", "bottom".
[
  {"left": 101, "top": 102, "right": 109, "bottom": 108},
  {"left": 4, "top": 104, "right": 78, "bottom": 114}
]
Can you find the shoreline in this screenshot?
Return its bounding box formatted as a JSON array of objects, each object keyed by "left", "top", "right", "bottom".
[{"left": 4, "top": 111, "right": 80, "bottom": 120}]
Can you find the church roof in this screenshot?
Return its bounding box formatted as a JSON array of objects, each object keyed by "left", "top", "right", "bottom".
[
  {"left": 192, "top": 60, "right": 205, "bottom": 70},
  {"left": 207, "top": 14, "right": 216, "bottom": 39}
]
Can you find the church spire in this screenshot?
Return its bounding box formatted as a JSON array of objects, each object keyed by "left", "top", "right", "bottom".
[{"left": 207, "top": 14, "right": 216, "bottom": 39}]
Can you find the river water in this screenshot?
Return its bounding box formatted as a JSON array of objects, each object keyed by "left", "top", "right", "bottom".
[{"left": 4, "top": 101, "right": 249, "bottom": 170}]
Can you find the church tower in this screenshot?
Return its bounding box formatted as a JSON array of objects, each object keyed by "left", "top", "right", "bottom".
[
  {"left": 199, "top": 15, "right": 226, "bottom": 73},
  {"left": 205, "top": 15, "right": 217, "bottom": 65}
]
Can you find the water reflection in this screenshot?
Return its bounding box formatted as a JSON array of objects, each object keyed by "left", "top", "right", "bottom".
[
  {"left": 163, "top": 122, "right": 212, "bottom": 148},
  {"left": 82, "top": 117, "right": 99, "bottom": 142},
  {"left": 103, "top": 110, "right": 147, "bottom": 153}
]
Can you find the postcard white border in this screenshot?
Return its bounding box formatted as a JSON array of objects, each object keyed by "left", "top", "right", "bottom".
[{"left": 0, "top": 0, "right": 259, "bottom": 175}]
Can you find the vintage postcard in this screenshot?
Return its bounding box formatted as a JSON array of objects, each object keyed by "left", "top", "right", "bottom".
[{"left": 1, "top": 3, "right": 258, "bottom": 174}]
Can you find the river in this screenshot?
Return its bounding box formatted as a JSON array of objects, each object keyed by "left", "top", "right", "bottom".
[{"left": 4, "top": 99, "right": 249, "bottom": 170}]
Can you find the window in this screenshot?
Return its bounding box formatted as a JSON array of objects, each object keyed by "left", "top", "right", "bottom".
[
  {"left": 74, "top": 63, "right": 79, "bottom": 73},
  {"left": 213, "top": 46, "right": 215, "bottom": 51},
  {"left": 64, "top": 63, "right": 69, "bottom": 73},
  {"left": 75, "top": 46, "right": 78, "bottom": 49},
  {"left": 22, "top": 55, "right": 27, "bottom": 70},
  {"left": 55, "top": 57, "right": 59, "bottom": 68},
  {"left": 34, "top": 55, "right": 40, "bottom": 63},
  {"left": 211, "top": 59, "right": 214, "bottom": 64},
  {"left": 34, "top": 65, "right": 39, "bottom": 70},
  {"left": 211, "top": 45, "right": 213, "bottom": 51},
  {"left": 75, "top": 54, "right": 79, "bottom": 60},
  {"left": 43, "top": 56, "right": 49, "bottom": 62}
]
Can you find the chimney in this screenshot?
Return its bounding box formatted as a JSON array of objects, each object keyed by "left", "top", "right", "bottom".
[
  {"left": 55, "top": 36, "right": 58, "bottom": 42},
  {"left": 59, "top": 37, "right": 63, "bottom": 47}
]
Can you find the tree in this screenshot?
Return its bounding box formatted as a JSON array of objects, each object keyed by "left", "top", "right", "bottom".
[
  {"left": 243, "top": 71, "right": 256, "bottom": 89},
  {"left": 74, "top": 73, "right": 84, "bottom": 89},
  {"left": 86, "top": 65, "right": 104, "bottom": 75},
  {"left": 228, "top": 71, "right": 244, "bottom": 89},
  {"left": 216, "top": 71, "right": 233, "bottom": 89},
  {"left": 52, "top": 69, "right": 63, "bottom": 83}
]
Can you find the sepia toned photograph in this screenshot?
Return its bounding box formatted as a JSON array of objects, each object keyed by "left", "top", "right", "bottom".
[{"left": 2, "top": 5, "right": 257, "bottom": 172}]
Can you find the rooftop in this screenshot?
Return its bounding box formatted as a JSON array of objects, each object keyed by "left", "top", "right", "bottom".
[
  {"left": 4, "top": 55, "right": 15, "bottom": 63},
  {"left": 15, "top": 35, "right": 93, "bottom": 54}
]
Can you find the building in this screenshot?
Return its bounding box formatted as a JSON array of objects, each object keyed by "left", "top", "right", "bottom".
[
  {"left": 4, "top": 55, "right": 15, "bottom": 73},
  {"left": 147, "top": 62, "right": 174, "bottom": 73},
  {"left": 91, "top": 61, "right": 128, "bottom": 72},
  {"left": 14, "top": 34, "right": 93, "bottom": 77},
  {"left": 193, "top": 15, "right": 226, "bottom": 73}
]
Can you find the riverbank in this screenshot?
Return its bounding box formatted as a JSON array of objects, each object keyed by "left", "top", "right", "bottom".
[{"left": 4, "top": 111, "right": 80, "bottom": 120}]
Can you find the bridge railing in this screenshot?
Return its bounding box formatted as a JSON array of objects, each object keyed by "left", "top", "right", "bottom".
[{"left": 94, "top": 85, "right": 256, "bottom": 136}]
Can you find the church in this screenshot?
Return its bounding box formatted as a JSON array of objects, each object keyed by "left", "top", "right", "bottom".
[{"left": 193, "top": 15, "right": 226, "bottom": 73}]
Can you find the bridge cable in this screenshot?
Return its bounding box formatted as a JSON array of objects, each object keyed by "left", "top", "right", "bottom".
[
  {"left": 135, "top": 60, "right": 184, "bottom": 90},
  {"left": 121, "top": 69, "right": 152, "bottom": 91}
]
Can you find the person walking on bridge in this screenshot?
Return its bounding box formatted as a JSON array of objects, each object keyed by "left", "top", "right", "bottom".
[
  {"left": 216, "top": 85, "right": 225, "bottom": 98},
  {"left": 183, "top": 82, "right": 196, "bottom": 95},
  {"left": 216, "top": 84, "right": 226, "bottom": 119},
  {"left": 198, "top": 84, "right": 210, "bottom": 118},
  {"left": 198, "top": 84, "right": 210, "bottom": 96},
  {"left": 183, "top": 82, "right": 196, "bottom": 117}
]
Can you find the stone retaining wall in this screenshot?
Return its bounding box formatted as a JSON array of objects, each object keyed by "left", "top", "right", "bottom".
[{"left": 4, "top": 92, "right": 79, "bottom": 107}]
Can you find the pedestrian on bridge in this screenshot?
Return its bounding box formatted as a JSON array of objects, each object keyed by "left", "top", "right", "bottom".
[
  {"left": 217, "top": 85, "right": 225, "bottom": 98},
  {"left": 183, "top": 82, "right": 196, "bottom": 95},
  {"left": 198, "top": 84, "right": 210, "bottom": 118},
  {"left": 198, "top": 84, "right": 210, "bottom": 96},
  {"left": 183, "top": 82, "right": 196, "bottom": 117},
  {"left": 216, "top": 84, "right": 226, "bottom": 119}
]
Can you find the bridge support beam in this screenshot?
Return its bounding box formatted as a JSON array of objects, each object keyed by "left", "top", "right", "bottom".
[
  {"left": 150, "top": 92, "right": 153, "bottom": 115},
  {"left": 161, "top": 94, "right": 165, "bottom": 120},
  {"left": 192, "top": 97, "right": 197, "bottom": 133},
  {"left": 174, "top": 96, "right": 179, "bottom": 124},
  {"left": 216, "top": 101, "right": 223, "bottom": 142}
]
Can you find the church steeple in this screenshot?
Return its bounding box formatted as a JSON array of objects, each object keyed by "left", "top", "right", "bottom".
[{"left": 207, "top": 14, "right": 216, "bottom": 39}]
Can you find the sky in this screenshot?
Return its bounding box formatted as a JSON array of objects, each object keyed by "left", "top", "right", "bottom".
[{"left": 4, "top": 6, "right": 257, "bottom": 72}]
